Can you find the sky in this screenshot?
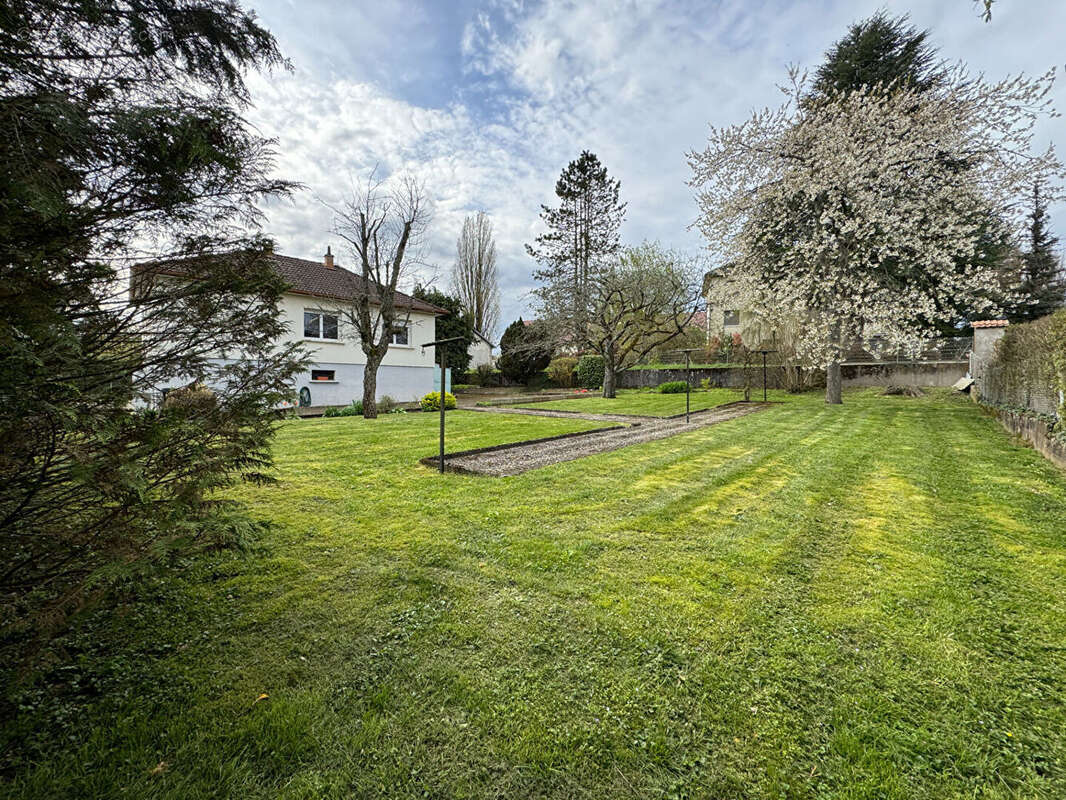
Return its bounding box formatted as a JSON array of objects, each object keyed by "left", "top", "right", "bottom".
[{"left": 244, "top": 0, "right": 1066, "bottom": 338}]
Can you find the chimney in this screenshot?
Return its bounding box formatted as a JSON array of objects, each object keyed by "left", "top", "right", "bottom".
[{"left": 323, "top": 246, "right": 334, "bottom": 269}]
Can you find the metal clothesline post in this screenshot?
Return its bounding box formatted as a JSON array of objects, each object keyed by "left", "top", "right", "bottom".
[
  {"left": 756, "top": 349, "right": 777, "bottom": 402},
  {"left": 676, "top": 348, "right": 702, "bottom": 424},
  {"left": 420, "top": 336, "right": 464, "bottom": 474}
]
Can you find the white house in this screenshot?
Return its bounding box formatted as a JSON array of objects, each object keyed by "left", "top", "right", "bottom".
[
  {"left": 467, "top": 329, "right": 495, "bottom": 369},
  {"left": 139, "top": 249, "right": 449, "bottom": 407}
]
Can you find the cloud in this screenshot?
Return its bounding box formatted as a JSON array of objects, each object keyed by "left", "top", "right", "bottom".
[{"left": 247, "top": 0, "right": 1066, "bottom": 336}]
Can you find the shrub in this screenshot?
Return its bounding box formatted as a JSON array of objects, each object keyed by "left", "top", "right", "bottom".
[
  {"left": 475, "top": 363, "right": 495, "bottom": 386},
  {"left": 323, "top": 400, "right": 363, "bottom": 417},
  {"left": 339, "top": 401, "right": 364, "bottom": 416},
  {"left": 420, "top": 391, "right": 457, "bottom": 412},
  {"left": 162, "top": 382, "right": 216, "bottom": 413},
  {"left": 547, "top": 356, "right": 578, "bottom": 387},
  {"left": 574, "top": 354, "right": 605, "bottom": 389},
  {"left": 378, "top": 395, "right": 397, "bottom": 413},
  {"left": 658, "top": 380, "right": 689, "bottom": 394},
  {"left": 984, "top": 310, "right": 1064, "bottom": 415}
]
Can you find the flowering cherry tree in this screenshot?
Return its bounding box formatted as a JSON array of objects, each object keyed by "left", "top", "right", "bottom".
[{"left": 689, "top": 67, "right": 1062, "bottom": 403}]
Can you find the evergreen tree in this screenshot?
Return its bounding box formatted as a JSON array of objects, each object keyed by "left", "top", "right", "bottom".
[
  {"left": 526, "top": 151, "right": 626, "bottom": 340},
  {"left": 1017, "top": 181, "right": 1065, "bottom": 321},
  {"left": 808, "top": 11, "right": 945, "bottom": 101},
  {"left": 0, "top": 0, "right": 306, "bottom": 630},
  {"left": 413, "top": 286, "right": 475, "bottom": 374},
  {"left": 497, "top": 319, "right": 553, "bottom": 384}
]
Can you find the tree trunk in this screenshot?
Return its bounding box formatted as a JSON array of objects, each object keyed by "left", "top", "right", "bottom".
[
  {"left": 362, "top": 354, "right": 382, "bottom": 418},
  {"left": 825, "top": 361, "right": 842, "bottom": 405},
  {"left": 825, "top": 320, "right": 844, "bottom": 405},
  {"left": 602, "top": 365, "right": 617, "bottom": 398}
]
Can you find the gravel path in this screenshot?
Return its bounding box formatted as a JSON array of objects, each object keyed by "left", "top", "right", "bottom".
[{"left": 436, "top": 402, "right": 769, "bottom": 476}]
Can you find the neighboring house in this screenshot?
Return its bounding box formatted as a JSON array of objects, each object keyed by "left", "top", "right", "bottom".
[
  {"left": 136, "top": 249, "right": 449, "bottom": 407},
  {"left": 703, "top": 267, "right": 752, "bottom": 343},
  {"left": 468, "top": 329, "right": 495, "bottom": 369}
]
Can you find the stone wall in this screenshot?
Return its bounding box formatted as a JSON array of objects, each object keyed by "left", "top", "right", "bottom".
[{"left": 990, "top": 407, "right": 1066, "bottom": 470}]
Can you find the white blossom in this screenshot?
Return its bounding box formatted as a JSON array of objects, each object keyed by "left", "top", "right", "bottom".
[{"left": 688, "top": 66, "right": 1064, "bottom": 371}]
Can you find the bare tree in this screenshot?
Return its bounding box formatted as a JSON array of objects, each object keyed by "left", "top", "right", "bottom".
[
  {"left": 332, "top": 171, "right": 431, "bottom": 418},
  {"left": 537, "top": 242, "right": 701, "bottom": 397},
  {"left": 452, "top": 211, "right": 500, "bottom": 338}
]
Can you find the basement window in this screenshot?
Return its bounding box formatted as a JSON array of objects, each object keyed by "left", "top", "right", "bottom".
[{"left": 311, "top": 370, "right": 335, "bottom": 382}]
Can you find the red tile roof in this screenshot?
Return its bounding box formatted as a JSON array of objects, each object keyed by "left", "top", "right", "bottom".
[
  {"left": 138, "top": 252, "right": 448, "bottom": 315},
  {"left": 972, "top": 320, "right": 1010, "bottom": 328}
]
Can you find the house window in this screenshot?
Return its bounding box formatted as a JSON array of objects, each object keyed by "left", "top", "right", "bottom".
[
  {"left": 723, "top": 310, "right": 740, "bottom": 326},
  {"left": 311, "top": 369, "right": 335, "bottom": 381},
  {"left": 389, "top": 323, "right": 409, "bottom": 346},
  {"left": 304, "top": 311, "right": 339, "bottom": 340}
]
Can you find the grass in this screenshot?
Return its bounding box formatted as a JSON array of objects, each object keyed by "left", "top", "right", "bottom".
[
  {"left": 4, "top": 390, "right": 1066, "bottom": 798},
  {"left": 522, "top": 387, "right": 796, "bottom": 416}
]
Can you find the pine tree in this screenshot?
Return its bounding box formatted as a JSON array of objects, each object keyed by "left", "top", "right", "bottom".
[
  {"left": 808, "top": 11, "right": 945, "bottom": 101},
  {"left": 1017, "top": 181, "right": 1065, "bottom": 321},
  {"left": 526, "top": 151, "right": 626, "bottom": 340}
]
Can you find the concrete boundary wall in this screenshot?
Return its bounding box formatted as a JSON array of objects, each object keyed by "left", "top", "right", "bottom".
[{"left": 619, "top": 362, "right": 966, "bottom": 390}]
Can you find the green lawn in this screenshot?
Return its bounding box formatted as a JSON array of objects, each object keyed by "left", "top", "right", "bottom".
[
  {"left": 522, "top": 387, "right": 795, "bottom": 416},
  {"left": 4, "top": 390, "right": 1066, "bottom": 798}
]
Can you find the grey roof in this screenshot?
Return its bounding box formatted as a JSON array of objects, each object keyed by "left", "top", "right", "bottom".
[{"left": 138, "top": 251, "right": 448, "bottom": 315}]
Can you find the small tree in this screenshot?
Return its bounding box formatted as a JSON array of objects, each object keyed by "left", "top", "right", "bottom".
[
  {"left": 497, "top": 319, "right": 553, "bottom": 384},
  {"left": 452, "top": 211, "right": 501, "bottom": 338},
  {"left": 332, "top": 171, "right": 431, "bottom": 418},
  {"left": 538, "top": 242, "right": 701, "bottom": 398},
  {"left": 413, "top": 286, "right": 475, "bottom": 375}
]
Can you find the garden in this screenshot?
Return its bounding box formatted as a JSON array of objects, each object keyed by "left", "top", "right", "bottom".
[{"left": 5, "top": 389, "right": 1066, "bottom": 798}]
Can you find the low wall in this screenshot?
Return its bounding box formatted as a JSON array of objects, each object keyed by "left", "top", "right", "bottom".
[
  {"left": 841, "top": 362, "right": 967, "bottom": 388},
  {"left": 619, "top": 362, "right": 966, "bottom": 390},
  {"left": 989, "top": 407, "right": 1066, "bottom": 470},
  {"left": 619, "top": 366, "right": 789, "bottom": 390}
]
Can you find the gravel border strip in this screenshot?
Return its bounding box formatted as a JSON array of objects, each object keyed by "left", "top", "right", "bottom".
[
  {"left": 419, "top": 424, "right": 629, "bottom": 474},
  {"left": 424, "top": 402, "right": 770, "bottom": 476},
  {"left": 465, "top": 406, "right": 648, "bottom": 423}
]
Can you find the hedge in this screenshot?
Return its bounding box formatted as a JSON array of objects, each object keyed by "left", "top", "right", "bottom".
[{"left": 984, "top": 309, "right": 1066, "bottom": 420}]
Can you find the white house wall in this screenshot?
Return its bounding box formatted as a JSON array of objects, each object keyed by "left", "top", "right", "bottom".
[
  {"left": 467, "top": 339, "right": 493, "bottom": 369},
  {"left": 279, "top": 293, "right": 441, "bottom": 405},
  {"left": 280, "top": 294, "right": 437, "bottom": 368}
]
